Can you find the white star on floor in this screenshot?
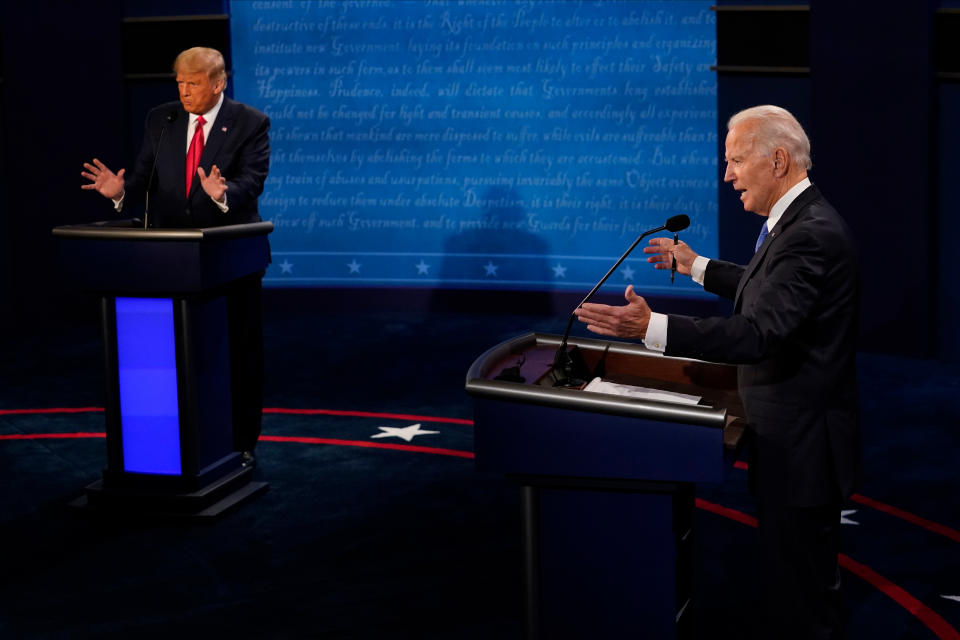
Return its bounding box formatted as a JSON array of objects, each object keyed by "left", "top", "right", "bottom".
[
  {"left": 415, "top": 260, "right": 430, "bottom": 275},
  {"left": 840, "top": 509, "right": 859, "bottom": 525},
  {"left": 552, "top": 264, "right": 567, "bottom": 278},
  {"left": 278, "top": 259, "right": 294, "bottom": 274},
  {"left": 347, "top": 259, "right": 362, "bottom": 273},
  {"left": 942, "top": 595, "right": 960, "bottom": 603},
  {"left": 371, "top": 423, "right": 440, "bottom": 442},
  {"left": 483, "top": 261, "right": 499, "bottom": 276},
  {"left": 620, "top": 265, "right": 635, "bottom": 280}
]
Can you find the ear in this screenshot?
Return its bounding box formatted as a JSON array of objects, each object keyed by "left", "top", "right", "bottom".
[{"left": 772, "top": 148, "right": 788, "bottom": 177}]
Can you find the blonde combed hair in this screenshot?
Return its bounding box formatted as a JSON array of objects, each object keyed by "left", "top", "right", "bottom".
[{"left": 173, "top": 47, "right": 227, "bottom": 85}]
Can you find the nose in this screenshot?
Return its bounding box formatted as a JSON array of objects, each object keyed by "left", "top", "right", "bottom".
[{"left": 723, "top": 163, "right": 734, "bottom": 183}]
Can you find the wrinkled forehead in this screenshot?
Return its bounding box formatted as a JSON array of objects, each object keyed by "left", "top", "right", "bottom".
[{"left": 725, "top": 124, "right": 757, "bottom": 158}]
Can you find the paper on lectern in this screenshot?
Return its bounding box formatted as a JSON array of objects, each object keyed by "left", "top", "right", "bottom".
[{"left": 583, "top": 377, "right": 701, "bottom": 405}]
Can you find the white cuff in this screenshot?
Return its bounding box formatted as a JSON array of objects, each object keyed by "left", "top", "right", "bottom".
[
  {"left": 213, "top": 193, "right": 229, "bottom": 213},
  {"left": 643, "top": 312, "right": 668, "bottom": 352},
  {"left": 691, "top": 256, "right": 710, "bottom": 286}
]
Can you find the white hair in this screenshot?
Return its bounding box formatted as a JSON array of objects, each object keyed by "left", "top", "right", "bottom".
[{"left": 728, "top": 105, "right": 812, "bottom": 170}]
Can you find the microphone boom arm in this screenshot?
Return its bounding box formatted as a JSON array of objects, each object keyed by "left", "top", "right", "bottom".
[
  {"left": 144, "top": 111, "right": 178, "bottom": 229},
  {"left": 553, "top": 224, "right": 666, "bottom": 378},
  {"left": 572, "top": 223, "right": 666, "bottom": 312},
  {"left": 551, "top": 214, "right": 689, "bottom": 387}
]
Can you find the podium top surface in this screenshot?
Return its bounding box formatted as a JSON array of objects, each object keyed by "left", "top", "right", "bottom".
[
  {"left": 466, "top": 332, "right": 740, "bottom": 429},
  {"left": 52, "top": 221, "right": 273, "bottom": 242},
  {"left": 53, "top": 221, "right": 273, "bottom": 294},
  {"left": 468, "top": 332, "right": 745, "bottom": 482}
]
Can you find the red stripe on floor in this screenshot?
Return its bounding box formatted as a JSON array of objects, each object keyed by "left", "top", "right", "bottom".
[
  {"left": 730, "top": 460, "right": 960, "bottom": 543},
  {"left": 696, "top": 498, "right": 960, "bottom": 640},
  {"left": 0, "top": 431, "right": 474, "bottom": 459},
  {"left": 260, "top": 435, "right": 474, "bottom": 458},
  {"left": 0, "top": 407, "right": 104, "bottom": 415},
  {"left": 694, "top": 497, "right": 757, "bottom": 527},
  {"left": 839, "top": 554, "right": 960, "bottom": 640},
  {"left": 0, "top": 407, "right": 473, "bottom": 426},
  {"left": 263, "top": 408, "right": 473, "bottom": 425},
  {"left": 850, "top": 493, "right": 960, "bottom": 544},
  {"left": 0, "top": 432, "right": 105, "bottom": 440}
]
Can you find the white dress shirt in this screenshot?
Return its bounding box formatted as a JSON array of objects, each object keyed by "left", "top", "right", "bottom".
[
  {"left": 116, "top": 92, "right": 228, "bottom": 212},
  {"left": 643, "top": 177, "right": 812, "bottom": 352}
]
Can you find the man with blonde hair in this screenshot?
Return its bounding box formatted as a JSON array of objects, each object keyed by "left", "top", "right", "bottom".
[
  {"left": 82, "top": 46, "right": 269, "bottom": 228},
  {"left": 174, "top": 46, "right": 227, "bottom": 84},
  {"left": 575, "top": 105, "right": 860, "bottom": 639},
  {"left": 82, "top": 46, "right": 271, "bottom": 465}
]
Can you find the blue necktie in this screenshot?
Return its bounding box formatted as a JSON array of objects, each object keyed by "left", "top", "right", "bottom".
[{"left": 755, "top": 222, "right": 770, "bottom": 253}]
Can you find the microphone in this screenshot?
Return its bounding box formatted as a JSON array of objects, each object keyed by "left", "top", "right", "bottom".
[
  {"left": 143, "top": 110, "right": 179, "bottom": 229},
  {"left": 550, "top": 214, "right": 690, "bottom": 387}
]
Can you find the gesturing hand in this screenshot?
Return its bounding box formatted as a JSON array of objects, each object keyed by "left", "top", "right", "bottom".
[
  {"left": 574, "top": 285, "right": 652, "bottom": 339},
  {"left": 197, "top": 164, "right": 227, "bottom": 202},
  {"left": 80, "top": 158, "right": 125, "bottom": 200},
  {"left": 644, "top": 237, "right": 698, "bottom": 276}
]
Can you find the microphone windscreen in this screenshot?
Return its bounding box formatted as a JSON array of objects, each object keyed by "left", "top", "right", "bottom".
[{"left": 665, "top": 214, "right": 690, "bottom": 232}]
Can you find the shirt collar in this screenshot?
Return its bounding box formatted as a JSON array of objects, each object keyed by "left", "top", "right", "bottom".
[
  {"left": 767, "top": 176, "right": 811, "bottom": 231},
  {"left": 189, "top": 92, "right": 224, "bottom": 128}
]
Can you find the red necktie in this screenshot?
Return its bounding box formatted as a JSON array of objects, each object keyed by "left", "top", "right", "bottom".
[{"left": 185, "top": 115, "right": 206, "bottom": 196}]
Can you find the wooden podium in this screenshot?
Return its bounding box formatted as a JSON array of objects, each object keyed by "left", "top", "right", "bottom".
[
  {"left": 466, "top": 333, "right": 745, "bottom": 639},
  {"left": 52, "top": 221, "right": 273, "bottom": 518}
]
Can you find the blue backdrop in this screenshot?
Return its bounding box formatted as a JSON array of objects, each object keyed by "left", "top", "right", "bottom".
[{"left": 230, "top": 0, "right": 717, "bottom": 295}]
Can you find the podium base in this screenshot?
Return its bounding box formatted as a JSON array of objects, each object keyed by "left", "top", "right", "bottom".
[{"left": 70, "top": 466, "right": 268, "bottom": 520}]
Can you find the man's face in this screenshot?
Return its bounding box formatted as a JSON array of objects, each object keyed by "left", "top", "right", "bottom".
[
  {"left": 177, "top": 71, "right": 223, "bottom": 115},
  {"left": 723, "top": 123, "right": 778, "bottom": 216}
]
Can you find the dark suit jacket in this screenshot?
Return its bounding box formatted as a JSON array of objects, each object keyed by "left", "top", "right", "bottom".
[
  {"left": 124, "top": 97, "right": 270, "bottom": 229},
  {"left": 665, "top": 185, "right": 861, "bottom": 507}
]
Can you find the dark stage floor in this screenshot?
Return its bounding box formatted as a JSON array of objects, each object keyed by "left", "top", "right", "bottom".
[{"left": 1, "top": 296, "right": 958, "bottom": 639}]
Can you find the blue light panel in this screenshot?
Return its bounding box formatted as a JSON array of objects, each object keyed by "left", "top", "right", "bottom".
[{"left": 115, "top": 297, "right": 182, "bottom": 475}]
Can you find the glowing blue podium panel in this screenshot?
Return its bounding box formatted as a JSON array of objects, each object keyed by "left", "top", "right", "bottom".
[
  {"left": 115, "top": 297, "right": 181, "bottom": 475},
  {"left": 52, "top": 222, "right": 273, "bottom": 516}
]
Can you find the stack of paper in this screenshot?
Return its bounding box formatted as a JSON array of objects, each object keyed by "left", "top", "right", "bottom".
[{"left": 583, "top": 377, "right": 701, "bottom": 405}]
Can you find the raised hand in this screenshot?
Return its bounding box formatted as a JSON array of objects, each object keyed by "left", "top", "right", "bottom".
[
  {"left": 80, "top": 158, "right": 125, "bottom": 200},
  {"left": 574, "top": 285, "right": 652, "bottom": 339},
  {"left": 643, "top": 237, "right": 698, "bottom": 276},
  {"left": 197, "top": 164, "right": 227, "bottom": 202}
]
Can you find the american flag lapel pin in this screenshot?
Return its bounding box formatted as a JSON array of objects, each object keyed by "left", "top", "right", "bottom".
[{"left": 222, "top": 126, "right": 228, "bottom": 133}]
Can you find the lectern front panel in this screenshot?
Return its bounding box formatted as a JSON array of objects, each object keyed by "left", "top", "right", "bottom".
[
  {"left": 55, "top": 221, "right": 273, "bottom": 515},
  {"left": 115, "top": 297, "right": 181, "bottom": 475}
]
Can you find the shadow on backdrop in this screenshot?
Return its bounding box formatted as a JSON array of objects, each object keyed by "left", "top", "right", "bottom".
[{"left": 432, "top": 187, "right": 552, "bottom": 314}]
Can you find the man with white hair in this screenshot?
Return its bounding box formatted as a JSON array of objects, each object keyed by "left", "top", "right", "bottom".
[{"left": 575, "top": 105, "right": 860, "bottom": 639}]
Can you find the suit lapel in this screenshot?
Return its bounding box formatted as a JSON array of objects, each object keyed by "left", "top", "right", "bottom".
[
  {"left": 198, "top": 99, "right": 235, "bottom": 171},
  {"left": 170, "top": 108, "right": 189, "bottom": 200},
  {"left": 734, "top": 185, "right": 819, "bottom": 307}
]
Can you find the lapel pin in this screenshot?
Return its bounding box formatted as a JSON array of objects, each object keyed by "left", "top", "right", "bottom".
[{"left": 222, "top": 127, "right": 228, "bottom": 132}]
